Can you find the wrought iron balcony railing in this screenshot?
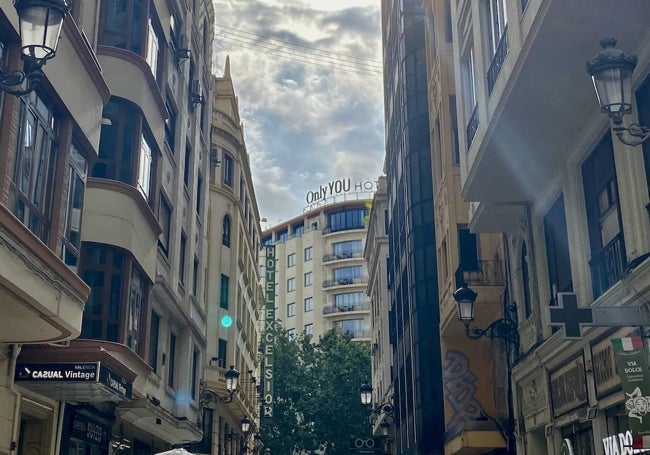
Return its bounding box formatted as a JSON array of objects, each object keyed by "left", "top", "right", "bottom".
[
  {"left": 323, "top": 302, "right": 371, "bottom": 315},
  {"left": 322, "top": 251, "right": 363, "bottom": 262},
  {"left": 589, "top": 232, "right": 627, "bottom": 299},
  {"left": 323, "top": 276, "right": 369, "bottom": 288},
  {"left": 487, "top": 27, "right": 509, "bottom": 95},
  {"left": 459, "top": 260, "right": 505, "bottom": 287}
]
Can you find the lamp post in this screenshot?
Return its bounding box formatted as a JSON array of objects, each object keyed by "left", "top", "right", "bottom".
[
  {"left": 586, "top": 38, "right": 650, "bottom": 146},
  {"left": 359, "top": 383, "right": 394, "bottom": 421},
  {"left": 453, "top": 284, "right": 518, "bottom": 455},
  {"left": 0, "top": 0, "right": 70, "bottom": 96},
  {"left": 199, "top": 365, "right": 241, "bottom": 407}
]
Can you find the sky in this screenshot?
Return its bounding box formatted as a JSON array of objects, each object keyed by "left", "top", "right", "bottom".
[{"left": 212, "top": 0, "right": 385, "bottom": 226}]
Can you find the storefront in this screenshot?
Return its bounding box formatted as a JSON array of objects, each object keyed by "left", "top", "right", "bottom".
[{"left": 60, "top": 405, "right": 113, "bottom": 455}]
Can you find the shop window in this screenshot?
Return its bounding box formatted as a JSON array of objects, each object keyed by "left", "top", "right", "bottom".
[{"left": 10, "top": 91, "right": 58, "bottom": 243}]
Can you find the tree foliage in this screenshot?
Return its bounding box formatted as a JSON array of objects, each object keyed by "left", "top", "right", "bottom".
[{"left": 260, "top": 328, "right": 372, "bottom": 455}]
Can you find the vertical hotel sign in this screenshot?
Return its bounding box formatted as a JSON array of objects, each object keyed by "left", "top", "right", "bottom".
[
  {"left": 263, "top": 245, "right": 276, "bottom": 418},
  {"left": 611, "top": 336, "right": 650, "bottom": 446}
]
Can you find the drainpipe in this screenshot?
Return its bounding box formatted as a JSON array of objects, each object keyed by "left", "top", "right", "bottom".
[{"left": 8, "top": 344, "right": 22, "bottom": 454}]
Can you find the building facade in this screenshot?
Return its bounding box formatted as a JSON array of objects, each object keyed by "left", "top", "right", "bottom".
[
  {"left": 201, "top": 57, "right": 263, "bottom": 455},
  {"left": 261, "top": 195, "right": 373, "bottom": 342},
  {"left": 422, "top": 1, "right": 510, "bottom": 454},
  {"left": 380, "top": 1, "right": 445, "bottom": 453},
  {"left": 449, "top": 0, "right": 650, "bottom": 454},
  {"left": 7, "top": 1, "right": 215, "bottom": 454}
]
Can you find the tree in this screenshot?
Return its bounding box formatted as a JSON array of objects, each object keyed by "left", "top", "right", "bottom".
[{"left": 260, "top": 328, "right": 372, "bottom": 455}]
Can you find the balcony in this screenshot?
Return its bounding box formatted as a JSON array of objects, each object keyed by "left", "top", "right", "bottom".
[
  {"left": 459, "top": 260, "right": 505, "bottom": 287},
  {"left": 323, "top": 302, "right": 371, "bottom": 316},
  {"left": 461, "top": 1, "right": 650, "bottom": 231},
  {"left": 323, "top": 276, "right": 369, "bottom": 288},
  {"left": 590, "top": 233, "right": 627, "bottom": 300},
  {"left": 322, "top": 251, "right": 363, "bottom": 263},
  {"left": 336, "top": 328, "right": 371, "bottom": 339}
]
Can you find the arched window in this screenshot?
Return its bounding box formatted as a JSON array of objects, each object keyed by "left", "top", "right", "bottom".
[
  {"left": 222, "top": 215, "right": 231, "bottom": 246},
  {"left": 521, "top": 242, "right": 532, "bottom": 318}
]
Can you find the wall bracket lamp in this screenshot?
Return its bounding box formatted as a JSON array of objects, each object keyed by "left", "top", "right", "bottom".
[
  {"left": 0, "top": 0, "right": 70, "bottom": 96},
  {"left": 453, "top": 285, "right": 519, "bottom": 346},
  {"left": 360, "top": 382, "right": 394, "bottom": 420},
  {"left": 199, "top": 365, "right": 240, "bottom": 406},
  {"left": 586, "top": 38, "right": 650, "bottom": 146}
]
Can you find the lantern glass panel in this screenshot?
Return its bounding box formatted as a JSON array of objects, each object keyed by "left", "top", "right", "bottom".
[{"left": 19, "top": 6, "right": 65, "bottom": 61}]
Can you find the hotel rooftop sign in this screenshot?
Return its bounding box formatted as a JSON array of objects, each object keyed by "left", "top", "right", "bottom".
[{"left": 304, "top": 178, "right": 377, "bottom": 211}]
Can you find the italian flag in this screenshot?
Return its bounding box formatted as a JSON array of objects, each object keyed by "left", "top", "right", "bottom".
[
  {"left": 633, "top": 435, "right": 650, "bottom": 449},
  {"left": 612, "top": 336, "right": 643, "bottom": 351}
]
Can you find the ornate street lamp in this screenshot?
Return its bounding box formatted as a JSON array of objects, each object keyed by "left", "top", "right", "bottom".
[
  {"left": 225, "top": 365, "right": 240, "bottom": 394},
  {"left": 453, "top": 285, "right": 519, "bottom": 345},
  {"left": 586, "top": 38, "right": 650, "bottom": 146},
  {"left": 359, "top": 382, "right": 372, "bottom": 405},
  {"left": 241, "top": 416, "right": 251, "bottom": 434},
  {"left": 360, "top": 382, "right": 393, "bottom": 422},
  {"left": 199, "top": 365, "right": 240, "bottom": 408},
  {"left": 0, "top": 0, "right": 70, "bottom": 96}
]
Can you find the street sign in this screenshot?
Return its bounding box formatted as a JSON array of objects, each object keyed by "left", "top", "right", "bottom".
[
  {"left": 548, "top": 293, "right": 650, "bottom": 339},
  {"left": 349, "top": 438, "right": 383, "bottom": 455}
]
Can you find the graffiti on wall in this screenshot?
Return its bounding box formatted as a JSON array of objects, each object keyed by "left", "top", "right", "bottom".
[{"left": 443, "top": 350, "right": 482, "bottom": 428}]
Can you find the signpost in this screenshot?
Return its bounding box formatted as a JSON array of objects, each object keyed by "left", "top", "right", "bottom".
[
  {"left": 349, "top": 438, "right": 383, "bottom": 455},
  {"left": 548, "top": 293, "right": 650, "bottom": 340}
]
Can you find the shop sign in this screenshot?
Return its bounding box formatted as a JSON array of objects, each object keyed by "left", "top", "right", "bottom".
[
  {"left": 550, "top": 356, "right": 588, "bottom": 416},
  {"left": 71, "top": 411, "right": 111, "bottom": 448},
  {"left": 592, "top": 330, "right": 633, "bottom": 397},
  {"left": 602, "top": 430, "right": 650, "bottom": 454},
  {"left": 612, "top": 337, "right": 650, "bottom": 440},
  {"left": 15, "top": 362, "right": 99, "bottom": 382},
  {"left": 99, "top": 365, "right": 132, "bottom": 399},
  {"left": 305, "top": 178, "right": 377, "bottom": 205},
  {"left": 263, "top": 245, "right": 276, "bottom": 418}
]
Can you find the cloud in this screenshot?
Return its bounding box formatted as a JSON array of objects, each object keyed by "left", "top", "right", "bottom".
[{"left": 213, "top": 0, "right": 385, "bottom": 222}]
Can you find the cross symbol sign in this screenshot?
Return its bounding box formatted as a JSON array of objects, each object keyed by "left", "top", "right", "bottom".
[{"left": 548, "top": 293, "right": 594, "bottom": 339}]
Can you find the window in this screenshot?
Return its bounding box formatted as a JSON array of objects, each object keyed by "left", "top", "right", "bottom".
[
  {"left": 193, "top": 258, "right": 200, "bottom": 296},
  {"left": 287, "top": 328, "right": 296, "bottom": 340},
  {"left": 292, "top": 223, "right": 304, "bottom": 236},
  {"left": 168, "top": 332, "right": 177, "bottom": 388},
  {"left": 458, "top": 225, "right": 479, "bottom": 271},
  {"left": 80, "top": 244, "right": 125, "bottom": 343},
  {"left": 544, "top": 195, "right": 573, "bottom": 305},
  {"left": 304, "top": 297, "right": 313, "bottom": 312},
  {"left": 277, "top": 230, "right": 288, "bottom": 243},
  {"left": 145, "top": 18, "right": 160, "bottom": 79},
  {"left": 192, "top": 348, "right": 200, "bottom": 399},
  {"left": 486, "top": 0, "right": 508, "bottom": 57},
  {"left": 126, "top": 266, "right": 145, "bottom": 353},
  {"left": 305, "top": 247, "right": 313, "bottom": 261},
  {"left": 138, "top": 135, "right": 153, "bottom": 200},
  {"left": 332, "top": 240, "right": 363, "bottom": 258},
  {"left": 287, "top": 277, "right": 296, "bottom": 292},
  {"left": 10, "top": 91, "right": 58, "bottom": 242},
  {"left": 217, "top": 338, "right": 227, "bottom": 367},
  {"left": 304, "top": 271, "right": 313, "bottom": 287},
  {"left": 334, "top": 292, "right": 364, "bottom": 309},
  {"left": 333, "top": 266, "right": 363, "bottom": 283},
  {"left": 328, "top": 208, "right": 369, "bottom": 232},
  {"left": 196, "top": 173, "right": 203, "bottom": 215},
  {"left": 184, "top": 146, "right": 191, "bottom": 187},
  {"left": 287, "top": 302, "right": 296, "bottom": 317},
  {"left": 158, "top": 194, "right": 172, "bottom": 256},
  {"left": 450, "top": 95, "right": 460, "bottom": 165},
  {"left": 179, "top": 233, "right": 187, "bottom": 284},
  {"left": 165, "top": 97, "right": 177, "bottom": 148},
  {"left": 222, "top": 215, "right": 231, "bottom": 246},
  {"left": 304, "top": 323, "right": 314, "bottom": 336},
  {"left": 335, "top": 319, "right": 366, "bottom": 337},
  {"left": 220, "top": 274, "right": 229, "bottom": 309},
  {"left": 99, "top": 0, "right": 147, "bottom": 55},
  {"left": 288, "top": 253, "right": 296, "bottom": 267},
  {"left": 149, "top": 311, "right": 160, "bottom": 373},
  {"left": 62, "top": 143, "right": 88, "bottom": 270},
  {"left": 223, "top": 152, "right": 233, "bottom": 186}
]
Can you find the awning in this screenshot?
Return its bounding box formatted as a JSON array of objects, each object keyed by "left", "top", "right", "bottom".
[{"left": 118, "top": 399, "right": 202, "bottom": 445}]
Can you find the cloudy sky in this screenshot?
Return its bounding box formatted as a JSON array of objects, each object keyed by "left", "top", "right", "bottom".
[{"left": 212, "top": 0, "right": 385, "bottom": 225}]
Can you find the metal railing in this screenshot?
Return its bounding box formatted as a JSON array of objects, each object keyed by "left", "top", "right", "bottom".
[
  {"left": 461, "top": 260, "right": 505, "bottom": 287},
  {"left": 466, "top": 103, "right": 479, "bottom": 148},
  {"left": 322, "top": 276, "right": 369, "bottom": 288},
  {"left": 323, "top": 302, "right": 371, "bottom": 315},
  {"left": 322, "top": 251, "right": 363, "bottom": 262},
  {"left": 589, "top": 232, "right": 627, "bottom": 299},
  {"left": 487, "top": 27, "right": 509, "bottom": 95},
  {"left": 336, "top": 328, "right": 371, "bottom": 339}
]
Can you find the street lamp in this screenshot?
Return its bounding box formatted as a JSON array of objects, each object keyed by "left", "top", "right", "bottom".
[
  {"left": 452, "top": 284, "right": 518, "bottom": 455},
  {"left": 586, "top": 38, "right": 650, "bottom": 146},
  {"left": 359, "top": 383, "right": 394, "bottom": 420},
  {"left": 199, "top": 365, "right": 241, "bottom": 407},
  {"left": 453, "top": 285, "right": 519, "bottom": 345},
  {"left": 241, "top": 416, "right": 251, "bottom": 433},
  {"left": 0, "top": 0, "right": 70, "bottom": 96}
]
